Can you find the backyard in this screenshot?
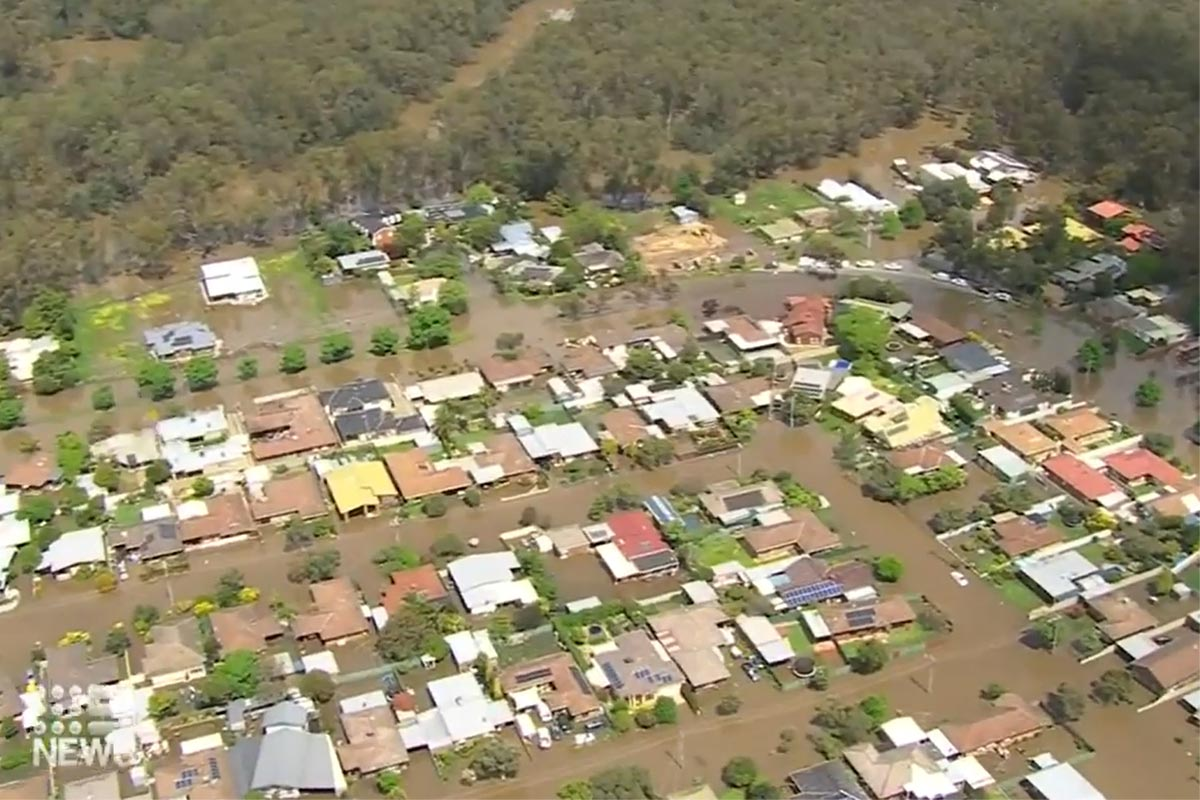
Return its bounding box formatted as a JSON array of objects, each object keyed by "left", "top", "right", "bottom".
[{"left": 710, "top": 180, "right": 824, "bottom": 227}]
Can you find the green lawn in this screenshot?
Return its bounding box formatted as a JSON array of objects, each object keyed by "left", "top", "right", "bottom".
[
  {"left": 1181, "top": 567, "right": 1200, "bottom": 593},
  {"left": 719, "top": 789, "right": 745, "bottom": 800},
  {"left": 990, "top": 574, "right": 1046, "bottom": 612},
  {"left": 260, "top": 250, "right": 328, "bottom": 316},
  {"left": 692, "top": 533, "right": 753, "bottom": 567},
  {"left": 1076, "top": 541, "right": 1110, "bottom": 565},
  {"left": 886, "top": 623, "right": 930, "bottom": 649},
  {"left": 1049, "top": 514, "right": 1088, "bottom": 540},
  {"left": 711, "top": 180, "right": 824, "bottom": 227},
  {"left": 787, "top": 625, "right": 813, "bottom": 654}
]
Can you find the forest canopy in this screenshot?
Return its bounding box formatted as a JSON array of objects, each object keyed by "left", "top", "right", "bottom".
[{"left": 0, "top": 0, "right": 1193, "bottom": 327}]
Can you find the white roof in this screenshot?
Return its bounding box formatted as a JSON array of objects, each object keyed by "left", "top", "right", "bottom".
[
  {"left": 180, "top": 733, "right": 225, "bottom": 756},
  {"left": 409, "top": 673, "right": 514, "bottom": 750},
  {"left": 444, "top": 630, "right": 497, "bottom": 668},
  {"left": 681, "top": 580, "right": 718, "bottom": 605},
  {"left": 0, "top": 546, "right": 15, "bottom": 587},
  {"left": 300, "top": 651, "right": 340, "bottom": 675},
  {"left": 160, "top": 436, "right": 249, "bottom": 475},
  {"left": 0, "top": 492, "right": 20, "bottom": 518},
  {"left": 640, "top": 387, "right": 720, "bottom": 430},
  {"left": 816, "top": 179, "right": 897, "bottom": 214},
  {"left": 0, "top": 336, "right": 59, "bottom": 382},
  {"left": 510, "top": 417, "right": 598, "bottom": 459},
  {"left": 447, "top": 552, "right": 537, "bottom": 613},
  {"left": 565, "top": 596, "right": 603, "bottom": 613},
  {"left": 407, "top": 372, "right": 485, "bottom": 403},
  {"left": 509, "top": 687, "right": 542, "bottom": 711},
  {"left": 926, "top": 728, "right": 958, "bottom": 758},
  {"left": 155, "top": 407, "right": 229, "bottom": 442},
  {"left": 897, "top": 322, "right": 929, "bottom": 340},
  {"left": 801, "top": 609, "right": 831, "bottom": 640},
  {"left": 1016, "top": 550, "right": 1099, "bottom": 599},
  {"left": 880, "top": 716, "right": 926, "bottom": 747},
  {"left": 1181, "top": 689, "right": 1200, "bottom": 712},
  {"left": 0, "top": 517, "right": 31, "bottom": 548},
  {"left": 338, "top": 690, "right": 388, "bottom": 716},
  {"left": 791, "top": 366, "right": 835, "bottom": 391},
  {"left": 945, "top": 756, "right": 993, "bottom": 790},
  {"left": 39, "top": 527, "right": 106, "bottom": 573},
  {"left": 1025, "top": 763, "right": 1105, "bottom": 800},
  {"left": 734, "top": 614, "right": 794, "bottom": 663},
  {"left": 141, "top": 503, "right": 174, "bottom": 522},
  {"left": 979, "top": 445, "right": 1031, "bottom": 480},
  {"left": 595, "top": 542, "right": 639, "bottom": 580},
  {"left": 1116, "top": 631, "right": 1159, "bottom": 661},
  {"left": 200, "top": 256, "right": 265, "bottom": 299}
]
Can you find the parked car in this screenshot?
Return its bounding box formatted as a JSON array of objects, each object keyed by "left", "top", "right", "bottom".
[
  {"left": 932, "top": 271, "right": 951, "bottom": 282},
  {"left": 583, "top": 717, "right": 608, "bottom": 732},
  {"left": 742, "top": 662, "right": 761, "bottom": 682},
  {"left": 729, "top": 645, "right": 744, "bottom": 659},
  {"left": 950, "top": 277, "right": 970, "bottom": 288},
  {"left": 883, "top": 261, "right": 904, "bottom": 271},
  {"left": 536, "top": 728, "right": 552, "bottom": 749},
  {"left": 994, "top": 291, "right": 1013, "bottom": 302},
  {"left": 950, "top": 570, "right": 969, "bottom": 587}
]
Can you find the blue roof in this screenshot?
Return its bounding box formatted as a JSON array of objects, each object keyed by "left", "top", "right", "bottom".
[{"left": 643, "top": 495, "right": 681, "bottom": 527}]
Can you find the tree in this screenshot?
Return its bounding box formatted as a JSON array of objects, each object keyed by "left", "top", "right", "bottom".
[
  {"left": 622, "top": 347, "right": 662, "bottom": 380},
  {"left": 634, "top": 708, "right": 658, "bottom": 728},
  {"left": 879, "top": 211, "right": 902, "bottom": 240},
  {"left": 1028, "top": 618, "right": 1061, "bottom": 651},
  {"left": 287, "top": 549, "right": 341, "bottom": 583},
  {"left": 279, "top": 344, "right": 308, "bottom": 374},
  {"left": 369, "top": 327, "right": 401, "bottom": 356},
  {"left": 430, "top": 534, "right": 465, "bottom": 560},
  {"left": 1092, "top": 669, "right": 1134, "bottom": 705},
  {"left": 55, "top": 432, "right": 89, "bottom": 480},
  {"left": 135, "top": 360, "right": 176, "bottom": 400},
  {"left": 207, "top": 650, "right": 262, "bottom": 701},
  {"left": 132, "top": 604, "right": 161, "bottom": 637},
  {"left": 191, "top": 476, "right": 215, "bottom": 498},
  {"left": 495, "top": 332, "right": 524, "bottom": 352},
  {"left": 299, "top": 669, "right": 336, "bottom": 703},
  {"left": 147, "top": 691, "right": 178, "bottom": 721},
  {"left": 236, "top": 357, "right": 259, "bottom": 380},
  {"left": 375, "top": 596, "right": 463, "bottom": 663},
  {"left": 319, "top": 332, "right": 354, "bottom": 364},
  {"left": 631, "top": 438, "right": 674, "bottom": 469},
  {"left": 716, "top": 695, "right": 742, "bottom": 716},
  {"left": 407, "top": 304, "right": 452, "bottom": 350},
  {"left": 144, "top": 459, "right": 171, "bottom": 486},
  {"left": 438, "top": 279, "right": 469, "bottom": 315},
  {"left": 0, "top": 398, "right": 23, "bottom": 431},
  {"left": 104, "top": 625, "right": 131, "bottom": 656},
  {"left": 31, "top": 348, "right": 83, "bottom": 395},
  {"left": 898, "top": 198, "right": 926, "bottom": 228},
  {"left": 858, "top": 695, "right": 890, "bottom": 725},
  {"left": 1134, "top": 377, "right": 1162, "bottom": 407},
  {"left": 1142, "top": 432, "right": 1174, "bottom": 457},
  {"left": 747, "top": 783, "right": 782, "bottom": 800},
  {"left": 653, "top": 696, "right": 678, "bottom": 724},
  {"left": 872, "top": 556, "right": 904, "bottom": 583},
  {"left": 92, "top": 461, "right": 120, "bottom": 492},
  {"left": 376, "top": 770, "right": 405, "bottom": 799},
  {"left": 558, "top": 780, "right": 593, "bottom": 800},
  {"left": 215, "top": 569, "right": 246, "bottom": 607},
  {"left": 422, "top": 495, "right": 447, "bottom": 518},
  {"left": 1045, "top": 683, "right": 1086, "bottom": 722},
  {"left": 721, "top": 757, "right": 759, "bottom": 789},
  {"left": 468, "top": 738, "right": 519, "bottom": 780},
  {"left": 184, "top": 356, "right": 219, "bottom": 391},
  {"left": 832, "top": 307, "right": 890, "bottom": 362},
  {"left": 850, "top": 640, "right": 888, "bottom": 674},
  {"left": 372, "top": 545, "right": 420, "bottom": 574},
  {"left": 91, "top": 385, "right": 115, "bottom": 411},
  {"left": 1075, "top": 339, "right": 1104, "bottom": 373}
]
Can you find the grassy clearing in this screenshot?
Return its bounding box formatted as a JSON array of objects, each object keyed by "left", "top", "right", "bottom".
[
  {"left": 1076, "top": 540, "right": 1109, "bottom": 564},
  {"left": 886, "top": 623, "right": 931, "bottom": 649},
  {"left": 692, "top": 532, "right": 753, "bottom": 567},
  {"left": 990, "top": 574, "right": 1045, "bottom": 612},
  {"left": 75, "top": 291, "right": 174, "bottom": 371},
  {"left": 261, "top": 250, "right": 328, "bottom": 316},
  {"left": 786, "top": 624, "right": 813, "bottom": 654},
  {"left": 711, "top": 179, "right": 824, "bottom": 227},
  {"left": 1049, "top": 514, "right": 1088, "bottom": 540}
]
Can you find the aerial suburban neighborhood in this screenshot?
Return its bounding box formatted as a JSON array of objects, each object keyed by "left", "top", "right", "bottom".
[{"left": 0, "top": 1, "right": 1194, "bottom": 799}]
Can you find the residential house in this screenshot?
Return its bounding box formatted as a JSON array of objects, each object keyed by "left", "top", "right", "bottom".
[
  {"left": 208, "top": 604, "right": 285, "bottom": 653},
  {"left": 595, "top": 510, "right": 679, "bottom": 581},
  {"left": 320, "top": 379, "right": 424, "bottom": 446},
  {"left": 292, "top": 579, "right": 369, "bottom": 647},
  {"left": 600, "top": 408, "right": 658, "bottom": 450},
  {"left": 3, "top": 454, "right": 59, "bottom": 490},
  {"left": 790, "top": 365, "right": 842, "bottom": 400},
  {"left": 1129, "top": 629, "right": 1200, "bottom": 695},
  {"left": 245, "top": 390, "right": 340, "bottom": 461},
  {"left": 703, "top": 316, "right": 782, "bottom": 353},
  {"left": 383, "top": 449, "right": 471, "bottom": 501},
  {"left": 445, "top": 630, "right": 498, "bottom": 670},
  {"left": 155, "top": 748, "right": 235, "bottom": 800},
  {"left": 461, "top": 432, "right": 538, "bottom": 488},
  {"left": 573, "top": 242, "right": 626, "bottom": 274},
  {"left": 785, "top": 761, "right": 867, "bottom": 800},
  {"left": 703, "top": 376, "right": 775, "bottom": 415},
  {"left": 598, "top": 325, "right": 689, "bottom": 367},
  {"left": 349, "top": 209, "right": 402, "bottom": 248},
  {"left": 741, "top": 509, "right": 840, "bottom": 560},
  {"left": 1041, "top": 408, "right": 1114, "bottom": 451},
  {"left": 1082, "top": 592, "right": 1156, "bottom": 642},
  {"left": 1016, "top": 550, "right": 1101, "bottom": 602},
  {"left": 1053, "top": 253, "right": 1127, "bottom": 289},
  {"left": 178, "top": 491, "right": 256, "bottom": 549},
  {"left": 143, "top": 619, "right": 208, "bottom": 689},
  {"left": 492, "top": 221, "right": 543, "bottom": 256},
  {"left": 699, "top": 480, "right": 784, "bottom": 526},
  {"left": 1085, "top": 296, "right": 1142, "bottom": 325},
  {"left": 816, "top": 596, "right": 916, "bottom": 642},
  {"left": 1023, "top": 763, "right": 1106, "bottom": 800},
  {"left": 200, "top": 257, "right": 267, "bottom": 305},
  {"left": 229, "top": 701, "right": 346, "bottom": 796},
  {"left": 647, "top": 606, "right": 731, "bottom": 690},
  {"left": 1103, "top": 448, "right": 1184, "bottom": 491},
  {"left": 756, "top": 218, "right": 805, "bottom": 244},
  {"left": 334, "top": 250, "right": 390, "bottom": 275},
  {"left": 940, "top": 342, "right": 1008, "bottom": 383},
  {"left": 156, "top": 406, "right": 248, "bottom": 476},
  {"left": 323, "top": 461, "right": 398, "bottom": 518},
  {"left": 671, "top": 206, "right": 700, "bottom": 225},
  {"left": 773, "top": 557, "right": 844, "bottom": 609},
  {"left": 247, "top": 470, "right": 327, "bottom": 524},
  {"left": 842, "top": 742, "right": 955, "bottom": 799},
  {"left": 422, "top": 200, "right": 490, "bottom": 225},
  {"left": 509, "top": 414, "right": 599, "bottom": 461},
  {"left": 908, "top": 314, "right": 966, "bottom": 347},
  {"left": 1123, "top": 314, "right": 1190, "bottom": 347},
  {"left": 45, "top": 643, "right": 120, "bottom": 699},
  {"left": 109, "top": 516, "right": 182, "bottom": 564},
  {"left": 39, "top": 526, "right": 106, "bottom": 578},
  {"left": 638, "top": 387, "right": 721, "bottom": 432},
  {"left": 1144, "top": 482, "right": 1200, "bottom": 521},
  {"left": 446, "top": 552, "right": 538, "bottom": 615},
  {"left": 320, "top": 377, "right": 393, "bottom": 418},
  {"left": 1086, "top": 199, "right": 1129, "bottom": 223},
  {"left": 0, "top": 336, "right": 59, "bottom": 383},
  {"left": 504, "top": 258, "right": 563, "bottom": 288},
  {"left": 734, "top": 614, "right": 795, "bottom": 665},
  {"left": 1042, "top": 454, "right": 1126, "bottom": 508},
  {"left": 973, "top": 373, "right": 1053, "bottom": 420},
  {"left": 992, "top": 515, "right": 1062, "bottom": 559},
  {"left": 977, "top": 445, "right": 1032, "bottom": 483},
  {"left": 92, "top": 428, "right": 161, "bottom": 468},
  {"left": 500, "top": 652, "right": 603, "bottom": 720},
  {"left": 404, "top": 371, "right": 485, "bottom": 404},
  {"left": 982, "top": 420, "right": 1060, "bottom": 463},
  {"left": 592, "top": 630, "right": 684, "bottom": 708},
  {"left": 861, "top": 396, "right": 950, "bottom": 450},
  {"left": 143, "top": 322, "right": 219, "bottom": 361},
  {"left": 478, "top": 352, "right": 550, "bottom": 392},
  {"left": 560, "top": 346, "right": 620, "bottom": 379},
  {"left": 1119, "top": 221, "right": 1164, "bottom": 253},
  {"left": 831, "top": 384, "right": 900, "bottom": 422},
  {"left": 380, "top": 564, "right": 449, "bottom": 613},
  {"left": 61, "top": 774, "right": 121, "bottom": 800},
  {"left": 888, "top": 443, "right": 963, "bottom": 476},
  {"left": 399, "top": 672, "right": 514, "bottom": 752},
  {"left": 942, "top": 693, "right": 1051, "bottom": 755},
  {"left": 337, "top": 706, "right": 407, "bottom": 776}
]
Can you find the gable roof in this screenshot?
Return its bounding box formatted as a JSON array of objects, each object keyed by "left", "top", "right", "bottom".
[
  {"left": 46, "top": 643, "right": 119, "bottom": 691},
  {"left": 209, "top": 604, "right": 284, "bottom": 653},
  {"left": 742, "top": 509, "right": 840, "bottom": 557},
  {"left": 383, "top": 449, "right": 471, "bottom": 500},
  {"left": 4, "top": 454, "right": 59, "bottom": 489},
  {"left": 1131, "top": 629, "right": 1200, "bottom": 693},
  {"left": 704, "top": 376, "right": 773, "bottom": 413},
  {"left": 909, "top": 314, "right": 965, "bottom": 346},
  {"left": 230, "top": 726, "right": 344, "bottom": 796},
  {"left": 324, "top": 461, "right": 397, "bottom": 515},
  {"left": 942, "top": 694, "right": 1051, "bottom": 753},
  {"left": 291, "top": 578, "right": 368, "bottom": 643},
  {"left": 248, "top": 471, "right": 326, "bottom": 521},
  {"left": 601, "top": 408, "right": 654, "bottom": 448},
  {"left": 1103, "top": 448, "right": 1184, "bottom": 487},
  {"left": 143, "top": 618, "right": 206, "bottom": 677},
  {"left": 1043, "top": 454, "right": 1122, "bottom": 501},
  {"left": 178, "top": 492, "right": 255, "bottom": 544},
  {"left": 888, "top": 443, "right": 956, "bottom": 472},
  {"left": 380, "top": 564, "right": 448, "bottom": 612},
  {"left": 143, "top": 321, "right": 218, "bottom": 358},
  {"left": 992, "top": 515, "right": 1062, "bottom": 557},
  {"left": 608, "top": 510, "right": 672, "bottom": 564},
  {"left": 940, "top": 341, "right": 1002, "bottom": 373}
]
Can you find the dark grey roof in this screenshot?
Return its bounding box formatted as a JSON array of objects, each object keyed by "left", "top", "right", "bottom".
[
  {"left": 422, "top": 200, "right": 490, "bottom": 223},
  {"left": 261, "top": 700, "right": 309, "bottom": 730},
  {"left": 46, "top": 644, "right": 120, "bottom": 692},
  {"left": 940, "top": 341, "right": 1002, "bottom": 373},
  {"left": 973, "top": 372, "right": 1042, "bottom": 414},
  {"left": 333, "top": 408, "right": 423, "bottom": 442},
  {"left": 143, "top": 322, "right": 217, "bottom": 358},
  {"left": 319, "top": 378, "right": 389, "bottom": 414},
  {"left": 632, "top": 550, "right": 679, "bottom": 573},
  {"left": 114, "top": 518, "right": 182, "bottom": 561},
  {"left": 787, "top": 760, "right": 868, "bottom": 799},
  {"left": 574, "top": 243, "right": 626, "bottom": 272},
  {"left": 230, "top": 728, "right": 342, "bottom": 797},
  {"left": 349, "top": 210, "right": 401, "bottom": 236}
]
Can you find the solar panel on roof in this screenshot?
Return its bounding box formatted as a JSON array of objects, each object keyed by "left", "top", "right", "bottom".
[
  {"left": 780, "top": 580, "right": 842, "bottom": 608},
  {"left": 633, "top": 668, "right": 652, "bottom": 680},
  {"left": 724, "top": 489, "right": 767, "bottom": 511},
  {"left": 845, "top": 609, "right": 876, "bottom": 627},
  {"left": 513, "top": 667, "right": 554, "bottom": 684},
  {"left": 600, "top": 662, "right": 624, "bottom": 689},
  {"left": 208, "top": 757, "right": 221, "bottom": 780}
]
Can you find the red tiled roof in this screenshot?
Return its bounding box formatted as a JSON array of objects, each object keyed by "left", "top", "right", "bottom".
[
  {"left": 380, "top": 564, "right": 448, "bottom": 612},
  {"left": 993, "top": 516, "right": 1062, "bottom": 558},
  {"left": 909, "top": 314, "right": 966, "bottom": 346},
  {"left": 4, "top": 454, "right": 57, "bottom": 489},
  {"left": 1043, "top": 454, "right": 1121, "bottom": 501},
  {"left": 1122, "top": 222, "right": 1156, "bottom": 238},
  {"left": 607, "top": 510, "right": 670, "bottom": 560},
  {"left": 780, "top": 296, "right": 830, "bottom": 343},
  {"left": 1118, "top": 236, "right": 1142, "bottom": 253},
  {"left": 888, "top": 443, "right": 954, "bottom": 472},
  {"left": 1104, "top": 448, "right": 1184, "bottom": 488},
  {"left": 1087, "top": 200, "right": 1129, "bottom": 220}
]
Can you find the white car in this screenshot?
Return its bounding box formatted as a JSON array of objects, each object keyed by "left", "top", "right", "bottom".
[
  {"left": 932, "top": 271, "right": 951, "bottom": 282},
  {"left": 855, "top": 259, "right": 876, "bottom": 269},
  {"left": 883, "top": 261, "right": 904, "bottom": 271},
  {"left": 950, "top": 277, "right": 970, "bottom": 288},
  {"left": 994, "top": 291, "right": 1013, "bottom": 302},
  {"left": 950, "top": 570, "right": 969, "bottom": 587}
]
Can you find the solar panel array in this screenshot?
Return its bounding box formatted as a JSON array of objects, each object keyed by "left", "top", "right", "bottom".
[
  {"left": 600, "top": 662, "right": 624, "bottom": 689},
  {"left": 175, "top": 767, "right": 200, "bottom": 790},
  {"left": 208, "top": 757, "right": 221, "bottom": 781},
  {"left": 779, "top": 579, "right": 842, "bottom": 608},
  {"left": 513, "top": 667, "right": 554, "bottom": 685},
  {"left": 845, "top": 608, "right": 876, "bottom": 628}
]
